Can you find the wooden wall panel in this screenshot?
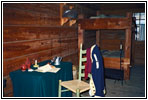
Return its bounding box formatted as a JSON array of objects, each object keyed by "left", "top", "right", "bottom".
[
  {"left": 60, "top": 28, "right": 77, "bottom": 38},
  {"left": 100, "top": 30, "right": 125, "bottom": 39},
  {"left": 100, "top": 39, "right": 125, "bottom": 50},
  {"left": 83, "top": 30, "right": 96, "bottom": 49},
  {"left": 3, "top": 7, "right": 61, "bottom": 26},
  {"left": 100, "top": 30, "right": 125, "bottom": 50},
  {"left": 83, "top": 30, "right": 125, "bottom": 50},
  {"left": 3, "top": 3, "right": 60, "bottom": 17},
  {"left": 3, "top": 39, "right": 52, "bottom": 59},
  {"left": 62, "top": 52, "right": 78, "bottom": 65},
  {"left": 133, "top": 41, "right": 145, "bottom": 66},
  {"left": 51, "top": 47, "right": 62, "bottom": 57},
  {"left": 3, "top": 26, "right": 60, "bottom": 42},
  {"left": 69, "top": 38, "right": 78, "bottom": 53},
  {"left": 4, "top": 27, "right": 77, "bottom": 42}
]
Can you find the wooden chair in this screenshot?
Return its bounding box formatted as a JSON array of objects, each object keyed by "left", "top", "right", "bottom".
[{"left": 58, "top": 44, "right": 91, "bottom": 97}]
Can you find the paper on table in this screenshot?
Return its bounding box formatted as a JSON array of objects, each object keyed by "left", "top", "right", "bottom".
[
  {"left": 47, "top": 68, "right": 61, "bottom": 73},
  {"left": 35, "top": 64, "right": 60, "bottom": 73}
]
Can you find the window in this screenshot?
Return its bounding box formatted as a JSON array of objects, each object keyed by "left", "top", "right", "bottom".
[{"left": 133, "top": 13, "right": 145, "bottom": 41}]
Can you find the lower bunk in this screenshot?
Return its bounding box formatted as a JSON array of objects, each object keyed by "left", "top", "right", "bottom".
[{"left": 101, "top": 50, "right": 130, "bottom": 80}]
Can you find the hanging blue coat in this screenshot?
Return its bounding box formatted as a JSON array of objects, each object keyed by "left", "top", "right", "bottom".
[{"left": 91, "top": 44, "right": 105, "bottom": 97}]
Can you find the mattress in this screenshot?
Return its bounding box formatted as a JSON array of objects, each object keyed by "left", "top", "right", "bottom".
[
  {"left": 101, "top": 50, "right": 124, "bottom": 58},
  {"left": 90, "top": 14, "right": 125, "bottom": 19}
]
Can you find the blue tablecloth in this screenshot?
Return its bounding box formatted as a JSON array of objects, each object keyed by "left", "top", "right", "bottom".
[{"left": 10, "top": 60, "right": 73, "bottom": 97}]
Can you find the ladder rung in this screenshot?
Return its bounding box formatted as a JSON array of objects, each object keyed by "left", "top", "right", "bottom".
[
  {"left": 81, "top": 65, "right": 85, "bottom": 69},
  {"left": 81, "top": 58, "right": 86, "bottom": 62},
  {"left": 81, "top": 73, "right": 84, "bottom": 77},
  {"left": 61, "top": 89, "right": 69, "bottom": 92},
  {"left": 81, "top": 50, "right": 86, "bottom": 54},
  {"left": 81, "top": 73, "right": 91, "bottom": 78}
]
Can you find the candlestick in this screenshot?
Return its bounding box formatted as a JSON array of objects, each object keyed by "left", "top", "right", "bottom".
[
  {"left": 120, "top": 44, "right": 122, "bottom": 49},
  {"left": 34, "top": 60, "right": 39, "bottom": 68}
]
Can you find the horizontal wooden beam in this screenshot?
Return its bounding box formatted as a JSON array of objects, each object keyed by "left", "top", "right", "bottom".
[{"left": 78, "top": 18, "right": 131, "bottom": 30}]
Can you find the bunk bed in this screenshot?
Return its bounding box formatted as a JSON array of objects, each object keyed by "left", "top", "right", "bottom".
[{"left": 78, "top": 12, "right": 135, "bottom": 80}]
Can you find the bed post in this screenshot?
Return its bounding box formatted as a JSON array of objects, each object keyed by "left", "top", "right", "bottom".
[
  {"left": 124, "top": 12, "right": 132, "bottom": 80},
  {"left": 131, "top": 17, "right": 136, "bottom": 66},
  {"left": 96, "top": 30, "right": 101, "bottom": 46},
  {"left": 96, "top": 11, "right": 101, "bottom": 47}
]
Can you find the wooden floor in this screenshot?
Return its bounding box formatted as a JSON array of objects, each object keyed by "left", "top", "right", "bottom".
[{"left": 77, "top": 65, "right": 145, "bottom": 97}]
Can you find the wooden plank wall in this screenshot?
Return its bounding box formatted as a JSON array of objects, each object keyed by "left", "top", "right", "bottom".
[
  {"left": 83, "top": 29, "right": 125, "bottom": 50},
  {"left": 99, "top": 30, "right": 125, "bottom": 50},
  {"left": 83, "top": 30, "right": 96, "bottom": 49},
  {"left": 133, "top": 41, "right": 145, "bottom": 66},
  {"left": 3, "top": 3, "right": 78, "bottom": 96}
]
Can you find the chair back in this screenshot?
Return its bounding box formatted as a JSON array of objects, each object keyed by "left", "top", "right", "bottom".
[{"left": 78, "top": 44, "right": 91, "bottom": 80}]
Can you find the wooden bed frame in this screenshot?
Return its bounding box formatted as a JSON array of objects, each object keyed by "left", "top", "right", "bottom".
[{"left": 78, "top": 12, "right": 134, "bottom": 80}]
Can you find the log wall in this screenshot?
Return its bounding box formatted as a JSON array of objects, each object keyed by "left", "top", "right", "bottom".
[
  {"left": 83, "top": 30, "right": 96, "bottom": 49},
  {"left": 99, "top": 30, "right": 126, "bottom": 50},
  {"left": 3, "top": 3, "right": 78, "bottom": 97},
  {"left": 83, "top": 29, "right": 126, "bottom": 51},
  {"left": 133, "top": 41, "right": 145, "bottom": 66}
]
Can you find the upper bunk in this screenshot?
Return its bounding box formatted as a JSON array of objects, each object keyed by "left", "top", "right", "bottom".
[
  {"left": 77, "top": 12, "right": 136, "bottom": 59},
  {"left": 78, "top": 12, "right": 133, "bottom": 30}
]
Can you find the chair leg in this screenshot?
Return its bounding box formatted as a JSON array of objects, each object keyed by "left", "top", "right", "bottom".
[
  {"left": 58, "top": 80, "right": 62, "bottom": 97},
  {"left": 76, "top": 88, "right": 80, "bottom": 97}
]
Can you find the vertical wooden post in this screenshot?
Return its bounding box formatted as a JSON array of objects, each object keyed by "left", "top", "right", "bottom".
[
  {"left": 124, "top": 28, "right": 131, "bottom": 80},
  {"left": 124, "top": 12, "right": 132, "bottom": 58},
  {"left": 96, "top": 11, "right": 101, "bottom": 47},
  {"left": 59, "top": 3, "right": 64, "bottom": 19},
  {"left": 124, "top": 12, "right": 132, "bottom": 80},
  {"left": 60, "top": 3, "right": 64, "bottom": 25},
  {"left": 125, "top": 28, "right": 132, "bottom": 58},
  {"left": 60, "top": 3, "right": 69, "bottom": 26},
  {"left": 131, "top": 17, "right": 136, "bottom": 66},
  {"left": 96, "top": 30, "right": 101, "bottom": 47}
]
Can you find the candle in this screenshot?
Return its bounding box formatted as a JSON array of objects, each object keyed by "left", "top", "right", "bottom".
[
  {"left": 35, "top": 60, "right": 37, "bottom": 65},
  {"left": 120, "top": 44, "right": 122, "bottom": 49},
  {"left": 33, "top": 60, "right": 39, "bottom": 68}
]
